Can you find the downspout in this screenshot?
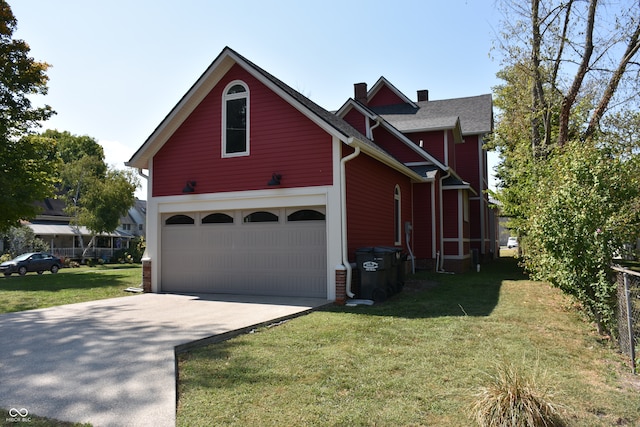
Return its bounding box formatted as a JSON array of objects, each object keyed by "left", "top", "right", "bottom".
[
  {"left": 137, "top": 168, "right": 149, "bottom": 180},
  {"left": 368, "top": 118, "right": 382, "bottom": 139},
  {"left": 438, "top": 169, "right": 451, "bottom": 272},
  {"left": 341, "top": 144, "right": 361, "bottom": 298}
]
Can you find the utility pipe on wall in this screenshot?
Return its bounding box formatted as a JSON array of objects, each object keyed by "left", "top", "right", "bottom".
[{"left": 340, "top": 144, "right": 361, "bottom": 298}]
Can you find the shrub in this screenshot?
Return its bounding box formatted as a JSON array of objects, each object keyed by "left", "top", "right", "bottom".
[
  {"left": 523, "top": 141, "right": 640, "bottom": 336},
  {"left": 1, "top": 226, "right": 49, "bottom": 258},
  {"left": 112, "top": 237, "right": 145, "bottom": 263},
  {"left": 471, "top": 363, "right": 563, "bottom": 427}
]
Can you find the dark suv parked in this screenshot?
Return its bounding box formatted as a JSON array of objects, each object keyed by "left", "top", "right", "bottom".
[{"left": 1, "top": 252, "right": 63, "bottom": 276}]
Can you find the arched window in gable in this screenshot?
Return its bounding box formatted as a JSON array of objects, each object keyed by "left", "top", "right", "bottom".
[{"left": 222, "top": 81, "right": 249, "bottom": 157}]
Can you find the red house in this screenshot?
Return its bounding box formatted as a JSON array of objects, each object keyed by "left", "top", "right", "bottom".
[{"left": 127, "top": 47, "right": 494, "bottom": 303}]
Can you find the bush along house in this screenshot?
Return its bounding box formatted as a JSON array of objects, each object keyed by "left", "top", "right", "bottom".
[{"left": 126, "top": 47, "right": 495, "bottom": 303}]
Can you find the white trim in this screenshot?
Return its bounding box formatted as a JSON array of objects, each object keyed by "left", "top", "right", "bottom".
[
  {"left": 431, "top": 180, "right": 437, "bottom": 258},
  {"left": 444, "top": 130, "right": 449, "bottom": 166},
  {"left": 155, "top": 186, "right": 330, "bottom": 214},
  {"left": 458, "top": 190, "right": 464, "bottom": 256},
  {"left": 327, "top": 136, "right": 345, "bottom": 301},
  {"left": 221, "top": 80, "right": 250, "bottom": 158},
  {"left": 335, "top": 100, "right": 447, "bottom": 171},
  {"left": 478, "top": 135, "right": 486, "bottom": 254},
  {"left": 441, "top": 254, "right": 472, "bottom": 260},
  {"left": 368, "top": 76, "right": 419, "bottom": 108},
  {"left": 394, "top": 185, "right": 402, "bottom": 245}
]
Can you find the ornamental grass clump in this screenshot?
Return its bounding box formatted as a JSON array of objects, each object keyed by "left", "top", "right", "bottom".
[{"left": 471, "top": 363, "right": 563, "bottom": 427}]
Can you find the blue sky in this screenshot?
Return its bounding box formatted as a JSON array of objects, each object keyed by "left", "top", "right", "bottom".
[{"left": 11, "top": 0, "right": 502, "bottom": 198}]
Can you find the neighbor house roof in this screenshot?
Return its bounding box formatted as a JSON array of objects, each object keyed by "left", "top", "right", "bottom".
[{"left": 26, "top": 223, "right": 133, "bottom": 238}]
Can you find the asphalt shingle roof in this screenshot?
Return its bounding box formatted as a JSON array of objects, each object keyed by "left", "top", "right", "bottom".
[
  {"left": 372, "top": 94, "right": 493, "bottom": 135},
  {"left": 229, "top": 48, "right": 388, "bottom": 155}
]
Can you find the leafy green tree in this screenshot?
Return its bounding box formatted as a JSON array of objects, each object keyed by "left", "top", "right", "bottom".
[
  {"left": 525, "top": 141, "right": 640, "bottom": 335},
  {"left": 40, "top": 131, "right": 140, "bottom": 257},
  {"left": 71, "top": 167, "right": 139, "bottom": 235},
  {"left": 491, "top": 0, "right": 640, "bottom": 336},
  {"left": 43, "top": 129, "right": 107, "bottom": 176},
  {"left": 0, "top": 1, "right": 56, "bottom": 231}
]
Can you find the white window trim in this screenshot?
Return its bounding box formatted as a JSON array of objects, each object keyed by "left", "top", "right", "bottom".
[{"left": 222, "top": 80, "right": 250, "bottom": 158}]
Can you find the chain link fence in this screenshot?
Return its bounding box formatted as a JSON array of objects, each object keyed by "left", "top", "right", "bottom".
[{"left": 613, "top": 266, "right": 640, "bottom": 374}]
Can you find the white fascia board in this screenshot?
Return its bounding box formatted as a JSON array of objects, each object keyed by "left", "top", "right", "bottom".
[
  {"left": 335, "top": 98, "right": 377, "bottom": 119},
  {"left": 401, "top": 120, "right": 463, "bottom": 144},
  {"left": 347, "top": 138, "right": 425, "bottom": 183},
  {"left": 127, "top": 55, "right": 235, "bottom": 169},
  {"left": 369, "top": 77, "right": 418, "bottom": 108},
  {"left": 342, "top": 101, "right": 448, "bottom": 172},
  {"left": 230, "top": 53, "right": 351, "bottom": 143},
  {"left": 154, "top": 186, "right": 332, "bottom": 214},
  {"left": 381, "top": 122, "right": 447, "bottom": 170},
  {"left": 443, "top": 184, "right": 478, "bottom": 196}
]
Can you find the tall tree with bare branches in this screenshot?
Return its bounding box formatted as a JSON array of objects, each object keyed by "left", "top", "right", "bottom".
[{"left": 490, "top": 0, "right": 640, "bottom": 336}]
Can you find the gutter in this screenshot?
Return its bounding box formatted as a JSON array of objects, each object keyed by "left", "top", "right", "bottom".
[{"left": 340, "top": 144, "right": 361, "bottom": 298}]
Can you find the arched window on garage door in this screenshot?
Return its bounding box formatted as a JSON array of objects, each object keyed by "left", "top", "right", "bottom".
[
  {"left": 202, "top": 213, "right": 234, "bottom": 224},
  {"left": 244, "top": 211, "right": 278, "bottom": 223},
  {"left": 165, "top": 214, "right": 195, "bottom": 225},
  {"left": 287, "top": 209, "right": 326, "bottom": 221}
]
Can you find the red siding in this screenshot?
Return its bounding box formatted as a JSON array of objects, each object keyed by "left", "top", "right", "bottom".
[
  {"left": 371, "top": 126, "right": 425, "bottom": 163},
  {"left": 369, "top": 85, "right": 406, "bottom": 107},
  {"left": 454, "top": 134, "right": 481, "bottom": 191},
  {"left": 343, "top": 108, "right": 368, "bottom": 136},
  {"left": 153, "top": 64, "right": 333, "bottom": 196},
  {"left": 442, "top": 190, "right": 459, "bottom": 239},
  {"left": 411, "top": 182, "right": 434, "bottom": 259},
  {"left": 344, "top": 148, "right": 412, "bottom": 260},
  {"left": 406, "top": 131, "right": 446, "bottom": 166}
]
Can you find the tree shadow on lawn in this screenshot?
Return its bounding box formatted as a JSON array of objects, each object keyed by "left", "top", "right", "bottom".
[
  {"left": 0, "top": 269, "right": 138, "bottom": 292},
  {"left": 325, "top": 256, "right": 527, "bottom": 319}
]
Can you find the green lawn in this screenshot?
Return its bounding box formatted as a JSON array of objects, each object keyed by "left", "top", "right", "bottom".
[
  {"left": 0, "top": 264, "right": 142, "bottom": 314},
  {"left": 177, "top": 258, "right": 640, "bottom": 426}
]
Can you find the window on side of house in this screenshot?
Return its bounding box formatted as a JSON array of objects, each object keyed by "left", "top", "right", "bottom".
[
  {"left": 394, "top": 185, "right": 401, "bottom": 245},
  {"left": 222, "top": 81, "right": 249, "bottom": 157}
]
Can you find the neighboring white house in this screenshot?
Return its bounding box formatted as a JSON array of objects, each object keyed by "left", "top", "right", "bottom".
[{"left": 19, "top": 197, "right": 146, "bottom": 260}]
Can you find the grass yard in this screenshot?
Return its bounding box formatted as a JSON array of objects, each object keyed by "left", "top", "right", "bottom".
[
  {"left": 0, "top": 264, "right": 142, "bottom": 314},
  {"left": 177, "top": 257, "right": 640, "bottom": 426}
]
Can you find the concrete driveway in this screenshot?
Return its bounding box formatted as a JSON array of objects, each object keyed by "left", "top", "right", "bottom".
[{"left": 0, "top": 293, "right": 329, "bottom": 426}]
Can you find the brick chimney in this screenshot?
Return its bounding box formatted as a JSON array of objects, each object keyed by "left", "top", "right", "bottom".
[
  {"left": 417, "top": 89, "right": 429, "bottom": 102},
  {"left": 354, "top": 82, "right": 368, "bottom": 105}
]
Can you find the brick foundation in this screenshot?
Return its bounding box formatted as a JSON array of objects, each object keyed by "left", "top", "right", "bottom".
[
  {"left": 335, "top": 267, "right": 346, "bottom": 305},
  {"left": 142, "top": 259, "right": 152, "bottom": 292}
]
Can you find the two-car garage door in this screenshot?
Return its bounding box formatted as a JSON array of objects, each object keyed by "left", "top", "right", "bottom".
[{"left": 160, "top": 207, "right": 327, "bottom": 297}]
